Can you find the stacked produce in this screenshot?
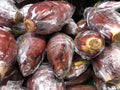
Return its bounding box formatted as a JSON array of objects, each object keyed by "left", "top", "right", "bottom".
[{"left": 1, "top": 0, "right": 120, "bottom": 90}]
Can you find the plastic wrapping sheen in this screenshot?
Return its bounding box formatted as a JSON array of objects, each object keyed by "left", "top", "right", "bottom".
[
  {"left": 84, "top": 7, "right": 120, "bottom": 43},
  {"left": 93, "top": 44, "right": 120, "bottom": 83},
  {"left": 20, "top": 4, "right": 33, "bottom": 17},
  {"left": 63, "top": 18, "right": 79, "bottom": 36},
  {"left": 65, "top": 53, "right": 90, "bottom": 79},
  {"left": 47, "top": 33, "right": 74, "bottom": 78},
  {"left": 0, "top": 27, "right": 17, "bottom": 79},
  {"left": 96, "top": 1, "right": 120, "bottom": 10},
  {"left": 74, "top": 30, "right": 105, "bottom": 59},
  {"left": 0, "top": 0, "right": 22, "bottom": 26},
  {"left": 0, "top": 81, "right": 26, "bottom": 90},
  {"left": 66, "top": 60, "right": 89, "bottom": 79},
  {"left": 27, "top": 63, "right": 64, "bottom": 90},
  {"left": 24, "top": 1, "right": 75, "bottom": 35},
  {"left": 17, "top": 33, "right": 46, "bottom": 77},
  {"left": 94, "top": 75, "right": 120, "bottom": 90}
]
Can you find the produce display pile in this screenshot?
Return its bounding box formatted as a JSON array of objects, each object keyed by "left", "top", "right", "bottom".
[{"left": 0, "top": 0, "right": 120, "bottom": 90}]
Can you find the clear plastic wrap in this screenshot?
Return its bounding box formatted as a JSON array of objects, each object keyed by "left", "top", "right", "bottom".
[
  {"left": 27, "top": 63, "right": 64, "bottom": 90},
  {"left": 96, "top": 1, "right": 120, "bottom": 9},
  {"left": 11, "top": 22, "right": 27, "bottom": 38},
  {"left": 74, "top": 30, "right": 105, "bottom": 59},
  {"left": 0, "top": 81, "right": 26, "bottom": 90},
  {"left": 17, "top": 33, "right": 46, "bottom": 77},
  {"left": 0, "top": 0, "right": 23, "bottom": 26},
  {"left": 92, "top": 43, "right": 120, "bottom": 83},
  {"left": 84, "top": 7, "right": 120, "bottom": 43},
  {"left": 0, "top": 27, "right": 17, "bottom": 80},
  {"left": 12, "top": 4, "right": 33, "bottom": 37},
  {"left": 47, "top": 33, "right": 74, "bottom": 78},
  {"left": 65, "top": 53, "right": 90, "bottom": 79},
  {"left": 65, "top": 66, "right": 92, "bottom": 86},
  {"left": 77, "top": 19, "right": 89, "bottom": 31},
  {"left": 12, "top": 4, "right": 33, "bottom": 35},
  {"left": 94, "top": 74, "right": 120, "bottom": 90},
  {"left": 24, "top": 1, "right": 75, "bottom": 35},
  {"left": 20, "top": 4, "right": 33, "bottom": 17},
  {"left": 62, "top": 18, "right": 79, "bottom": 36}
]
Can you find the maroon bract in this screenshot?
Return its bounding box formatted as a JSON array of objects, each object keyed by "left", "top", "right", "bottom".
[
  {"left": 0, "top": 0, "right": 23, "bottom": 26},
  {"left": 63, "top": 18, "right": 79, "bottom": 36},
  {"left": 0, "top": 27, "right": 17, "bottom": 79},
  {"left": 27, "top": 64, "right": 64, "bottom": 90},
  {"left": 65, "top": 53, "right": 90, "bottom": 79},
  {"left": 47, "top": 33, "right": 74, "bottom": 78},
  {"left": 77, "top": 19, "right": 89, "bottom": 31},
  {"left": 74, "top": 30, "right": 105, "bottom": 59},
  {"left": 94, "top": 74, "right": 120, "bottom": 90},
  {"left": 93, "top": 43, "right": 120, "bottom": 83},
  {"left": 17, "top": 33, "right": 46, "bottom": 77},
  {"left": 84, "top": 7, "right": 120, "bottom": 43},
  {"left": 65, "top": 66, "right": 92, "bottom": 86},
  {"left": 24, "top": 1, "right": 75, "bottom": 35}
]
